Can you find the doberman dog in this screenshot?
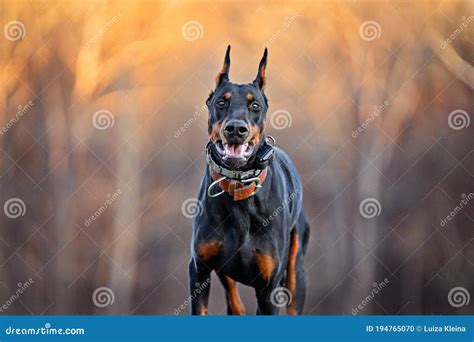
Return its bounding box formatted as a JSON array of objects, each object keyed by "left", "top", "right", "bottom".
[{"left": 189, "top": 46, "right": 310, "bottom": 315}]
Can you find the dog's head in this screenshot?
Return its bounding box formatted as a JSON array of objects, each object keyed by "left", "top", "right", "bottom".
[{"left": 206, "top": 45, "right": 268, "bottom": 170}]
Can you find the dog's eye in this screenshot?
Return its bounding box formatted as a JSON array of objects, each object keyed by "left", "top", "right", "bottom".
[
  {"left": 251, "top": 102, "right": 261, "bottom": 111},
  {"left": 216, "top": 100, "right": 226, "bottom": 108}
]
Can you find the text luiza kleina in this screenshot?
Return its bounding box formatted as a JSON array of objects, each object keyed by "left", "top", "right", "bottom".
[{"left": 424, "top": 325, "right": 466, "bottom": 332}]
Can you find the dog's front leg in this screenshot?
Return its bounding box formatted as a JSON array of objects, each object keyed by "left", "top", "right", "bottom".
[
  {"left": 188, "top": 258, "right": 212, "bottom": 315},
  {"left": 255, "top": 287, "right": 279, "bottom": 315}
]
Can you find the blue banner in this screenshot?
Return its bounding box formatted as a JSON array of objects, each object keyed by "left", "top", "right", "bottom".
[{"left": 0, "top": 316, "right": 472, "bottom": 341}]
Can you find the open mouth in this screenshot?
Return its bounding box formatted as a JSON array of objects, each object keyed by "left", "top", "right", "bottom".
[{"left": 215, "top": 140, "right": 254, "bottom": 160}]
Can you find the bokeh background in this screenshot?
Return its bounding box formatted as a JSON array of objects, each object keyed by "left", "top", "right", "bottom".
[{"left": 0, "top": 0, "right": 473, "bottom": 315}]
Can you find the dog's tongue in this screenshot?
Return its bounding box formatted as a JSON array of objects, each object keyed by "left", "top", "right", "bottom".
[{"left": 224, "top": 143, "right": 245, "bottom": 158}]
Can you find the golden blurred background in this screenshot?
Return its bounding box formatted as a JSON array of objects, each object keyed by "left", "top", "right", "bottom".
[{"left": 0, "top": 0, "right": 473, "bottom": 315}]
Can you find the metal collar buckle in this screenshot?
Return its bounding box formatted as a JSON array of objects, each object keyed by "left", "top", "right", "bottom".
[
  {"left": 241, "top": 176, "right": 263, "bottom": 196},
  {"left": 207, "top": 176, "right": 226, "bottom": 198}
]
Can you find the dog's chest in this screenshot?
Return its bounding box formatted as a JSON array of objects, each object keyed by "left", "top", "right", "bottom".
[
  {"left": 196, "top": 220, "right": 283, "bottom": 285},
  {"left": 222, "top": 231, "right": 277, "bottom": 284},
  {"left": 194, "top": 180, "right": 294, "bottom": 284}
]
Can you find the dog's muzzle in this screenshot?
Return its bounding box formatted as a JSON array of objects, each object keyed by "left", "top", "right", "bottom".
[{"left": 205, "top": 136, "right": 275, "bottom": 201}]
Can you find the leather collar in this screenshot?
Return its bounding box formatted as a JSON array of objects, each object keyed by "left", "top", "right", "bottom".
[{"left": 209, "top": 168, "right": 267, "bottom": 201}]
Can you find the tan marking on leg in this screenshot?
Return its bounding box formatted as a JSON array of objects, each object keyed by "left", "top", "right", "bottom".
[
  {"left": 224, "top": 276, "right": 245, "bottom": 315},
  {"left": 287, "top": 229, "right": 299, "bottom": 315},
  {"left": 255, "top": 251, "right": 276, "bottom": 280},
  {"left": 200, "top": 306, "right": 208, "bottom": 315},
  {"left": 197, "top": 241, "right": 223, "bottom": 262}
]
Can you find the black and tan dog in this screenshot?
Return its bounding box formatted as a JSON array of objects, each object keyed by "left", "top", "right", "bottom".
[{"left": 189, "top": 46, "right": 310, "bottom": 315}]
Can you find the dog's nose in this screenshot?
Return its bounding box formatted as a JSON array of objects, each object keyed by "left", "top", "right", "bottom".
[{"left": 223, "top": 119, "right": 249, "bottom": 139}]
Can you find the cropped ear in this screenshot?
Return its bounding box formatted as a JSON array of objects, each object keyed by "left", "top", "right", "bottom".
[
  {"left": 215, "top": 45, "right": 231, "bottom": 88},
  {"left": 253, "top": 48, "right": 268, "bottom": 90}
]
